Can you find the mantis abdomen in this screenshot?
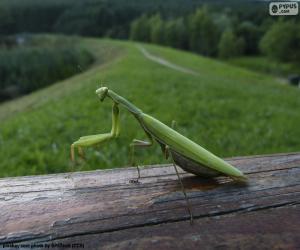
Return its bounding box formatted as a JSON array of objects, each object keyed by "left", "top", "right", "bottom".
[{"left": 140, "top": 113, "right": 245, "bottom": 179}]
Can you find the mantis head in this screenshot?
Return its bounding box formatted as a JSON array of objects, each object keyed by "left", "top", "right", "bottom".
[
  {"left": 96, "top": 86, "right": 142, "bottom": 115},
  {"left": 96, "top": 87, "right": 109, "bottom": 101}
]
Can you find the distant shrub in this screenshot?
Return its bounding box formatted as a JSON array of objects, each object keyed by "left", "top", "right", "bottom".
[
  {"left": 236, "top": 21, "right": 261, "bottom": 55},
  {"left": 218, "top": 29, "right": 245, "bottom": 59},
  {"left": 259, "top": 20, "right": 300, "bottom": 62},
  {"left": 188, "top": 7, "right": 220, "bottom": 56},
  {"left": 0, "top": 39, "right": 93, "bottom": 101},
  {"left": 164, "top": 18, "right": 188, "bottom": 49},
  {"left": 149, "top": 14, "right": 165, "bottom": 45},
  {"left": 130, "top": 15, "right": 151, "bottom": 42}
]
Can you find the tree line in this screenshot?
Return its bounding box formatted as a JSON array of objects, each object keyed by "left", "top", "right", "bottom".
[
  {"left": 130, "top": 7, "right": 300, "bottom": 62},
  {"left": 0, "top": 0, "right": 299, "bottom": 63},
  {"left": 0, "top": 0, "right": 213, "bottom": 38}
]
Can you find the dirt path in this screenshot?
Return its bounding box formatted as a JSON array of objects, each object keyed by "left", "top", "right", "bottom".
[{"left": 137, "top": 45, "right": 199, "bottom": 76}]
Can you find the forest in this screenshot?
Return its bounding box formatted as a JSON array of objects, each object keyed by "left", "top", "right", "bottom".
[{"left": 0, "top": 0, "right": 299, "bottom": 68}]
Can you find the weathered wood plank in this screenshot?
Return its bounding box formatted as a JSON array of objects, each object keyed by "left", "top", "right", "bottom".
[
  {"left": 49, "top": 205, "right": 300, "bottom": 250},
  {"left": 0, "top": 152, "right": 299, "bottom": 249}
]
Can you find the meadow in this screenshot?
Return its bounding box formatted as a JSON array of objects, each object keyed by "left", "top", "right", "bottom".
[
  {"left": 0, "top": 37, "right": 299, "bottom": 177},
  {"left": 227, "top": 56, "right": 300, "bottom": 78}
]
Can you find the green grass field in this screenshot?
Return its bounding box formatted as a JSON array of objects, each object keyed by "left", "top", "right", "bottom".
[
  {"left": 0, "top": 37, "right": 299, "bottom": 177},
  {"left": 227, "top": 56, "right": 300, "bottom": 78}
]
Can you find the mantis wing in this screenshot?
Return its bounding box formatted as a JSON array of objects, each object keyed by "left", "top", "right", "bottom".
[{"left": 140, "top": 113, "right": 245, "bottom": 179}]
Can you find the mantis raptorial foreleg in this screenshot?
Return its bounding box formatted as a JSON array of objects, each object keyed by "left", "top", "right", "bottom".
[
  {"left": 129, "top": 130, "right": 153, "bottom": 182},
  {"left": 71, "top": 102, "right": 120, "bottom": 162}
]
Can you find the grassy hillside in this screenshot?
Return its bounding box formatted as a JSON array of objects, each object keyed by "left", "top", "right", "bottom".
[
  {"left": 0, "top": 37, "right": 299, "bottom": 177},
  {"left": 227, "top": 56, "right": 300, "bottom": 78}
]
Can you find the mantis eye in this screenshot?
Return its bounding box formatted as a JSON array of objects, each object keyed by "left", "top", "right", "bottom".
[{"left": 96, "top": 87, "right": 108, "bottom": 101}]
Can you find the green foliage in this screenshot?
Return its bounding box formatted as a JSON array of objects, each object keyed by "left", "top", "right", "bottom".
[
  {"left": 0, "top": 0, "right": 211, "bottom": 38},
  {"left": 127, "top": 5, "right": 298, "bottom": 62},
  {"left": 0, "top": 0, "right": 138, "bottom": 38},
  {"left": 218, "top": 29, "right": 245, "bottom": 59},
  {"left": 213, "top": 10, "right": 232, "bottom": 33},
  {"left": 259, "top": 20, "right": 300, "bottom": 62},
  {"left": 54, "top": 2, "right": 135, "bottom": 38},
  {"left": 130, "top": 7, "right": 220, "bottom": 56},
  {"left": 130, "top": 14, "right": 188, "bottom": 50},
  {"left": 0, "top": 0, "right": 73, "bottom": 34},
  {"left": 236, "top": 21, "right": 261, "bottom": 55},
  {"left": 1, "top": 0, "right": 299, "bottom": 63},
  {"left": 188, "top": 7, "right": 219, "bottom": 56},
  {"left": 149, "top": 14, "right": 165, "bottom": 45},
  {"left": 130, "top": 15, "right": 151, "bottom": 42},
  {"left": 0, "top": 38, "right": 299, "bottom": 177},
  {"left": 164, "top": 18, "right": 188, "bottom": 49},
  {"left": 0, "top": 36, "right": 93, "bottom": 101}
]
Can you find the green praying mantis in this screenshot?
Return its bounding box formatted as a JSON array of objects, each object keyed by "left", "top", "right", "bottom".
[{"left": 71, "top": 87, "right": 246, "bottom": 223}]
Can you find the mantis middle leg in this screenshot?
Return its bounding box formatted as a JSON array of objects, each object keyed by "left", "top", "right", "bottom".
[
  {"left": 71, "top": 102, "right": 120, "bottom": 162},
  {"left": 129, "top": 129, "right": 153, "bottom": 182}
]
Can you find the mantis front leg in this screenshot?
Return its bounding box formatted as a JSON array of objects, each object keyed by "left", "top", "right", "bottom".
[{"left": 71, "top": 102, "right": 120, "bottom": 162}]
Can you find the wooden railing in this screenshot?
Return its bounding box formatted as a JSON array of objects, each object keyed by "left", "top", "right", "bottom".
[{"left": 0, "top": 152, "right": 299, "bottom": 249}]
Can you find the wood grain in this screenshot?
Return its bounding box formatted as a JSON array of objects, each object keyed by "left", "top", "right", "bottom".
[{"left": 0, "top": 152, "right": 299, "bottom": 249}]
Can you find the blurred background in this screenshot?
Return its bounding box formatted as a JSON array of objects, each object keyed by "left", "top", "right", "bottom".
[{"left": 0, "top": 0, "right": 299, "bottom": 177}]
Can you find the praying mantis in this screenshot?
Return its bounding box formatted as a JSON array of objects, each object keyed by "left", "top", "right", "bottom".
[{"left": 71, "top": 87, "right": 246, "bottom": 223}]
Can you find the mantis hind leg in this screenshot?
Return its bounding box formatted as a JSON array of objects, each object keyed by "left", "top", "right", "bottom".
[
  {"left": 129, "top": 130, "right": 153, "bottom": 183},
  {"left": 167, "top": 120, "right": 194, "bottom": 224},
  {"left": 164, "top": 145, "right": 194, "bottom": 224},
  {"left": 172, "top": 156, "right": 194, "bottom": 224}
]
